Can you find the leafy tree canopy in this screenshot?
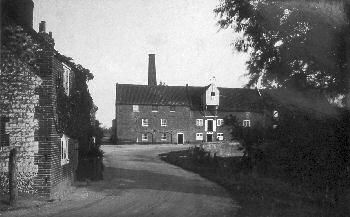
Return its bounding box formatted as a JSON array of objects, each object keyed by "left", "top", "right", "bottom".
[{"left": 215, "top": 0, "right": 350, "bottom": 99}]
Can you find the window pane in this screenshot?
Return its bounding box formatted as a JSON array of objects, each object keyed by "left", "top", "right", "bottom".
[{"left": 133, "top": 105, "right": 139, "bottom": 112}]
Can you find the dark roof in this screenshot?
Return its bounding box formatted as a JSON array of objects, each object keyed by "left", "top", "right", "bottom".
[
  {"left": 116, "top": 84, "right": 263, "bottom": 112},
  {"left": 116, "top": 84, "right": 190, "bottom": 106}
]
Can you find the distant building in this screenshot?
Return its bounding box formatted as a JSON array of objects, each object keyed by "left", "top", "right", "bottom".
[
  {"left": 113, "top": 54, "right": 266, "bottom": 144},
  {"left": 0, "top": 0, "right": 82, "bottom": 198}
]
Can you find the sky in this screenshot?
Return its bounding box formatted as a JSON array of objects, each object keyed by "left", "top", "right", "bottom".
[{"left": 32, "top": 0, "right": 249, "bottom": 127}]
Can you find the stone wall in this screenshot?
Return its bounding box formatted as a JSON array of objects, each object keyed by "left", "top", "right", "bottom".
[{"left": 0, "top": 49, "right": 42, "bottom": 194}]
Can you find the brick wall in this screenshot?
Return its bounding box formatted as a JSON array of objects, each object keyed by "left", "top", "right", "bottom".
[
  {"left": 116, "top": 105, "right": 192, "bottom": 144},
  {"left": 116, "top": 104, "right": 266, "bottom": 144},
  {"left": 49, "top": 57, "right": 78, "bottom": 199}
]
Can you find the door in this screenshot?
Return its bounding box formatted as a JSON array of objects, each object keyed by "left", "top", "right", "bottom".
[
  {"left": 207, "top": 134, "right": 213, "bottom": 142},
  {"left": 207, "top": 120, "right": 213, "bottom": 131},
  {"left": 177, "top": 133, "right": 184, "bottom": 144}
]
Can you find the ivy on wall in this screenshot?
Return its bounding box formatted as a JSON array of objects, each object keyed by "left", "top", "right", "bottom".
[{"left": 55, "top": 55, "right": 102, "bottom": 151}]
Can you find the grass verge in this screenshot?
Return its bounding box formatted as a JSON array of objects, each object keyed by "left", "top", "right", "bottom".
[{"left": 159, "top": 149, "right": 343, "bottom": 217}]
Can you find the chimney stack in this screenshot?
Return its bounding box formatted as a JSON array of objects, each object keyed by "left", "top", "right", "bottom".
[
  {"left": 39, "top": 21, "right": 46, "bottom": 33},
  {"left": 2, "top": 0, "right": 34, "bottom": 29},
  {"left": 148, "top": 54, "right": 157, "bottom": 86}
]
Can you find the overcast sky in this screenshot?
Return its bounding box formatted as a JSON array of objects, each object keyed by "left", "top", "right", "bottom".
[{"left": 33, "top": 0, "right": 248, "bottom": 127}]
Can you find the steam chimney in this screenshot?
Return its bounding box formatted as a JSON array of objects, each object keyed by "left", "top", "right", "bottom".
[
  {"left": 2, "top": 0, "right": 34, "bottom": 29},
  {"left": 148, "top": 54, "right": 157, "bottom": 86},
  {"left": 39, "top": 21, "right": 46, "bottom": 33}
]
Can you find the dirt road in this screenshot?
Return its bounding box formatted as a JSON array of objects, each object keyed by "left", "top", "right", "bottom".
[{"left": 3, "top": 145, "right": 239, "bottom": 217}]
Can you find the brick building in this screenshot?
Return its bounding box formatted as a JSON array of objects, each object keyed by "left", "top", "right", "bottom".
[
  {"left": 0, "top": 0, "right": 81, "bottom": 198},
  {"left": 113, "top": 54, "right": 266, "bottom": 144}
]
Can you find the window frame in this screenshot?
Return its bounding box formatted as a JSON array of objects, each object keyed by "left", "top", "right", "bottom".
[
  {"left": 133, "top": 105, "right": 139, "bottom": 112},
  {"left": 60, "top": 134, "right": 69, "bottom": 165},
  {"left": 62, "top": 64, "right": 71, "bottom": 96},
  {"left": 196, "top": 133, "right": 203, "bottom": 141},
  {"left": 243, "top": 120, "right": 251, "bottom": 127},
  {"left": 142, "top": 118, "right": 149, "bottom": 127},
  {"left": 161, "top": 133, "right": 167, "bottom": 141},
  {"left": 196, "top": 119, "right": 203, "bottom": 126},
  {"left": 161, "top": 119, "right": 167, "bottom": 127},
  {"left": 217, "top": 133, "right": 224, "bottom": 141},
  {"left": 142, "top": 133, "right": 148, "bottom": 141},
  {"left": 217, "top": 119, "right": 223, "bottom": 126}
]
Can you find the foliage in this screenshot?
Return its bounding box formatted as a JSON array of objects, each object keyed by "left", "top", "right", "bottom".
[
  {"left": 215, "top": 0, "right": 350, "bottom": 97},
  {"left": 1, "top": 25, "right": 39, "bottom": 69},
  {"left": 224, "top": 111, "right": 350, "bottom": 208},
  {"left": 216, "top": 0, "right": 350, "bottom": 210},
  {"left": 1, "top": 24, "right": 42, "bottom": 113},
  {"left": 56, "top": 59, "right": 103, "bottom": 151}
]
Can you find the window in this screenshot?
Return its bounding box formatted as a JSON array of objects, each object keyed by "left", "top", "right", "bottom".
[
  {"left": 161, "top": 119, "right": 167, "bottom": 126},
  {"left": 161, "top": 133, "right": 167, "bottom": 141},
  {"left": 142, "top": 119, "right": 149, "bottom": 127},
  {"left": 217, "top": 133, "right": 224, "bottom": 141},
  {"left": 243, "top": 120, "right": 251, "bottom": 127},
  {"left": 0, "top": 116, "right": 9, "bottom": 147},
  {"left": 196, "top": 133, "right": 203, "bottom": 141},
  {"left": 211, "top": 92, "right": 215, "bottom": 96},
  {"left": 133, "top": 105, "right": 139, "bottom": 112},
  {"left": 196, "top": 119, "right": 203, "bottom": 126},
  {"left": 152, "top": 105, "right": 158, "bottom": 112},
  {"left": 170, "top": 105, "right": 176, "bottom": 112},
  {"left": 217, "top": 119, "right": 223, "bottom": 126},
  {"left": 63, "top": 64, "right": 71, "bottom": 96},
  {"left": 142, "top": 134, "right": 148, "bottom": 141},
  {"left": 61, "top": 134, "right": 69, "bottom": 165}
]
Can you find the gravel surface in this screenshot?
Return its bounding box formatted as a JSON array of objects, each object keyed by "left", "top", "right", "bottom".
[{"left": 2, "top": 144, "right": 239, "bottom": 217}]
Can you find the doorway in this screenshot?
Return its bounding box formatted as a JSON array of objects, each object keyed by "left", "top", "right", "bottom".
[
  {"left": 177, "top": 133, "right": 184, "bottom": 145},
  {"left": 206, "top": 134, "right": 213, "bottom": 142}
]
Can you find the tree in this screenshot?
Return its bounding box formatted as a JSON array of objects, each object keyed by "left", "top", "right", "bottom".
[
  {"left": 216, "top": 1, "right": 350, "bottom": 211},
  {"left": 215, "top": 0, "right": 350, "bottom": 100}
]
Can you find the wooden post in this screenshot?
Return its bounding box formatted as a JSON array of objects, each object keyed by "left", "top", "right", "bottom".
[{"left": 9, "top": 148, "right": 18, "bottom": 206}]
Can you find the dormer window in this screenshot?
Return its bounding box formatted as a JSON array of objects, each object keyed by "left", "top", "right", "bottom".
[
  {"left": 204, "top": 83, "right": 219, "bottom": 107},
  {"left": 63, "top": 64, "right": 71, "bottom": 96}
]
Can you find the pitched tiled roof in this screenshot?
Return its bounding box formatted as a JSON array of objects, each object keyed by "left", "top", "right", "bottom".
[
  {"left": 116, "top": 84, "right": 264, "bottom": 112},
  {"left": 116, "top": 84, "right": 190, "bottom": 106}
]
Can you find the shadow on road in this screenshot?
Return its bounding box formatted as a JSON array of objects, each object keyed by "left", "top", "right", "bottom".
[
  {"left": 76, "top": 157, "right": 104, "bottom": 181},
  {"left": 82, "top": 166, "right": 230, "bottom": 198}
]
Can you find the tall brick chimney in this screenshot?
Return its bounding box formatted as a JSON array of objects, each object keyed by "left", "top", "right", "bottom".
[
  {"left": 148, "top": 54, "right": 157, "bottom": 86},
  {"left": 39, "top": 21, "right": 46, "bottom": 33},
  {"left": 1, "top": 0, "right": 34, "bottom": 29}
]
